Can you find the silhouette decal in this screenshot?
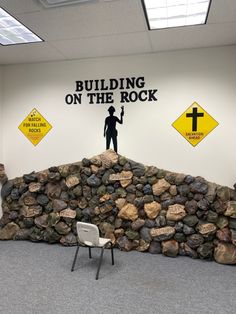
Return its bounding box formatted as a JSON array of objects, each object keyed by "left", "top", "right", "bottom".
[{"left": 104, "top": 106, "right": 124, "bottom": 153}]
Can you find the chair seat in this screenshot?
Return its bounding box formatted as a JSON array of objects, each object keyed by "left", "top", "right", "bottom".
[{"left": 98, "top": 237, "right": 111, "bottom": 247}]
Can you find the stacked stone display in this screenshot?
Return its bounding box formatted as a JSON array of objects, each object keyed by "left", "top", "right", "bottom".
[{"left": 0, "top": 150, "right": 236, "bottom": 265}]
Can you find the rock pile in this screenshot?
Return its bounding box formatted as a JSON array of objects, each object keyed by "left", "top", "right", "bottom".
[{"left": 1, "top": 150, "right": 236, "bottom": 265}]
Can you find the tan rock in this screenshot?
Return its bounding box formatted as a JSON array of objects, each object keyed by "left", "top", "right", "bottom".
[
  {"left": 118, "top": 203, "right": 138, "bottom": 221},
  {"left": 34, "top": 214, "right": 48, "bottom": 229},
  {"left": 114, "top": 228, "right": 125, "bottom": 238},
  {"left": 162, "top": 240, "right": 179, "bottom": 257},
  {"left": 0, "top": 222, "right": 20, "bottom": 240},
  {"left": 23, "top": 196, "right": 37, "bottom": 206},
  {"left": 99, "top": 194, "right": 111, "bottom": 202},
  {"left": 100, "top": 203, "right": 113, "bottom": 214},
  {"left": 104, "top": 232, "right": 116, "bottom": 245},
  {"left": 29, "top": 182, "right": 42, "bottom": 193},
  {"left": 166, "top": 204, "right": 186, "bottom": 221},
  {"left": 169, "top": 185, "right": 177, "bottom": 196},
  {"left": 109, "top": 171, "right": 133, "bottom": 182},
  {"left": 144, "top": 201, "right": 161, "bottom": 219},
  {"left": 214, "top": 242, "right": 236, "bottom": 264},
  {"left": 99, "top": 149, "right": 118, "bottom": 168},
  {"left": 91, "top": 165, "right": 99, "bottom": 174},
  {"left": 224, "top": 201, "right": 236, "bottom": 218},
  {"left": 150, "top": 226, "right": 175, "bottom": 241},
  {"left": 120, "top": 179, "right": 132, "bottom": 188},
  {"left": 136, "top": 239, "right": 150, "bottom": 252},
  {"left": 115, "top": 198, "right": 127, "bottom": 210},
  {"left": 152, "top": 179, "right": 170, "bottom": 196},
  {"left": 60, "top": 208, "right": 76, "bottom": 219},
  {"left": 21, "top": 205, "right": 42, "bottom": 218},
  {"left": 198, "top": 223, "right": 217, "bottom": 235},
  {"left": 231, "top": 230, "right": 236, "bottom": 246},
  {"left": 65, "top": 175, "right": 80, "bottom": 188}
]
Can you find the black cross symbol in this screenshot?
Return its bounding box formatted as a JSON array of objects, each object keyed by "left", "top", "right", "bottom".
[{"left": 186, "top": 107, "right": 204, "bottom": 131}]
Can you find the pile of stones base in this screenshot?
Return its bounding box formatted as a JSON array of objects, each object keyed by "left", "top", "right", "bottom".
[{"left": 1, "top": 150, "right": 236, "bottom": 265}]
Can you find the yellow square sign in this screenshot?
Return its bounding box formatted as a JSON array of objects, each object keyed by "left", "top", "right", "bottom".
[
  {"left": 172, "top": 102, "right": 219, "bottom": 147},
  {"left": 18, "top": 108, "right": 52, "bottom": 146}
]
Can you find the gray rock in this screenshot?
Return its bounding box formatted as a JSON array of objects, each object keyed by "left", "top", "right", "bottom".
[
  {"left": 23, "top": 172, "right": 37, "bottom": 183},
  {"left": 10, "top": 188, "right": 20, "bottom": 200},
  {"left": 216, "top": 186, "right": 231, "bottom": 201},
  {"left": 183, "top": 224, "right": 195, "bottom": 235},
  {"left": 155, "top": 216, "right": 166, "bottom": 227},
  {"left": 185, "top": 175, "right": 195, "bottom": 184},
  {"left": 14, "top": 229, "right": 31, "bottom": 240},
  {"left": 148, "top": 241, "right": 162, "bottom": 254},
  {"left": 197, "top": 242, "right": 214, "bottom": 260},
  {"left": 187, "top": 234, "right": 204, "bottom": 249},
  {"left": 229, "top": 218, "right": 236, "bottom": 230},
  {"left": 174, "top": 233, "right": 186, "bottom": 242},
  {"left": 1, "top": 181, "right": 14, "bottom": 198},
  {"left": 87, "top": 174, "right": 101, "bottom": 187},
  {"left": 177, "top": 184, "right": 190, "bottom": 196},
  {"left": 117, "top": 236, "right": 133, "bottom": 251},
  {"left": 190, "top": 180, "right": 208, "bottom": 194},
  {"left": 140, "top": 227, "right": 152, "bottom": 242},
  {"left": 37, "top": 194, "right": 49, "bottom": 206},
  {"left": 143, "top": 184, "right": 152, "bottom": 195},
  {"left": 60, "top": 233, "right": 77, "bottom": 246},
  {"left": 207, "top": 210, "right": 218, "bottom": 223},
  {"left": 52, "top": 199, "right": 67, "bottom": 212},
  {"left": 183, "top": 215, "right": 199, "bottom": 227},
  {"left": 129, "top": 161, "right": 146, "bottom": 177}
]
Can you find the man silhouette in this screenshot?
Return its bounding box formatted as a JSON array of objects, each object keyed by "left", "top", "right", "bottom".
[{"left": 104, "top": 106, "right": 124, "bottom": 153}]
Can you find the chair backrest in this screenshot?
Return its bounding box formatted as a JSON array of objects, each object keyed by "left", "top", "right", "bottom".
[{"left": 76, "top": 222, "right": 99, "bottom": 246}]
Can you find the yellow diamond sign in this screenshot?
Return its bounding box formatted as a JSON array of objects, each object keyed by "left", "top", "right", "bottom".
[
  {"left": 172, "top": 102, "right": 219, "bottom": 147},
  {"left": 18, "top": 108, "right": 52, "bottom": 146}
]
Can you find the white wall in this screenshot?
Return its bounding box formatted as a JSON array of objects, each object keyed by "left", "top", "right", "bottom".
[
  {"left": 2, "top": 45, "right": 236, "bottom": 188},
  {"left": 0, "top": 66, "right": 3, "bottom": 217}
]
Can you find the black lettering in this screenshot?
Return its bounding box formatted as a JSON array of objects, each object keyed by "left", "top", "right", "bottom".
[{"left": 148, "top": 89, "right": 158, "bottom": 101}]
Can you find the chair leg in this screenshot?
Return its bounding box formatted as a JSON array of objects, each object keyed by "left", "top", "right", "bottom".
[
  {"left": 71, "top": 243, "right": 80, "bottom": 272},
  {"left": 111, "top": 246, "right": 114, "bottom": 265},
  {"left": 89, "top": 247, "right": 92, "bottom": 259},
  {"left": 96, "top": 246, "right": 105, "bottom": 280}
]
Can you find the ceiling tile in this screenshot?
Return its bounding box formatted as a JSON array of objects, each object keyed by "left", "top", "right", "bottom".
[
  {"left": 0, "top": 0, "right": 42, "bottom": 14},
  {"left": 208, "top": 0, "right": 236, "bottom": 23},
  {"left": 14, "top": 0, "right": 147, "bottom": 41},
  {"left": 50, "top": 32, "right": 152, "bottom": 59},
  {"left": 149, "top": 22, "right": 236, "bottom": 52},
  {"left": 0, "top": 42, "right": 65, "bottom": 65}
]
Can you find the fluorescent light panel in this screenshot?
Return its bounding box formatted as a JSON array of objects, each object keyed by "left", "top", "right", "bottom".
[
  {"left": 143, "top": 0, "right": 211, "bottom": 30},
  {"left": 0, "top": 7, "right": 42, "bottom": 45}
]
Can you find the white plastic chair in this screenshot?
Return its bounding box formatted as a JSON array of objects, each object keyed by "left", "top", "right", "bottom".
[{"left": 71, "top": 222, "right": 114, "bottom": 280}]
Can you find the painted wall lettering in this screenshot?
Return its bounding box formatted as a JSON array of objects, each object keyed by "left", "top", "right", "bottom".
[{"left": 65, "top": 76, "right": 158, "bottom": 105}]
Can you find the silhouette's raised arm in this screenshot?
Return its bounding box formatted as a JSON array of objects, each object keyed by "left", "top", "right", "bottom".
[{"left": 116, "top": 106, "right": 124, "bottom": 124}]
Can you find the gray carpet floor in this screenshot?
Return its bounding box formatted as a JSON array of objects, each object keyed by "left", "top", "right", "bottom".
[{"left": 0, "top": 241, "right": 235, "bottom": 314}]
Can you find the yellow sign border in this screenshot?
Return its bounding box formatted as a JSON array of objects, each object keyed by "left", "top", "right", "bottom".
[
  {"left": 18, "top": 108, "right": 52, "bottom": 146},
  {"left": 172, "top": 102, "right": 219, "bottom": 147}
]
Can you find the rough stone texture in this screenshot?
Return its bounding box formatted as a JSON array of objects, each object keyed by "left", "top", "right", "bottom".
[
  {"left": 150, "top": 226, "right": 175, "bottom": 241},
  {"left": 144, "top": 201, "right": 161, "bottom": 219},
  {"left": 1, "top": 150, "right": 235, "bottom": 264},
  {"left": 118, "top": 204, "right": 138, "bottom": 221},
  {"left": 224, "top": 201, "right": 236, "bottom": 218},
  {"left": 197, "top": 223, "right": 217, "bottom": 236},
  {"left": 214, "top": 242, "right": 236, "bottom": 264},
  {"left": 152, "top": 179, "right": 170, "bottom": 196},
  {"left": 166, "top": 204, "right": 187, "bottom": 221},
  {"left": 0, "top": 222, "right": 20, "bottom": 240},
  {"left": 162, "top": 240, "right": 179, "bottom": 257}
]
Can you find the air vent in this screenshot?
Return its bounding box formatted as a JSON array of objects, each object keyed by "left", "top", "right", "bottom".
[{"left": 39, "top": 0, "right": 96, "bottom": 8}]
